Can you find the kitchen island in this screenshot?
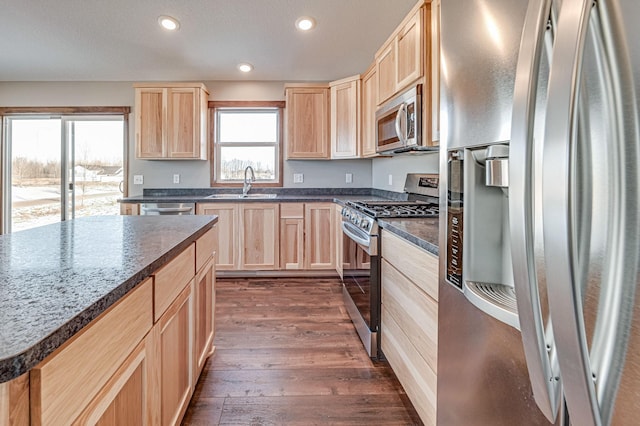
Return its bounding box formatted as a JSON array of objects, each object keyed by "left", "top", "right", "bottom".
[{"left": 0, "top": 215, "right": 218, "bottom": 424}]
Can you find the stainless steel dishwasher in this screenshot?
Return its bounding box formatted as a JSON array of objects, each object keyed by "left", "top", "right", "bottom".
[{"left": 139, "top": 202, "right": 195, "bottom": 215}]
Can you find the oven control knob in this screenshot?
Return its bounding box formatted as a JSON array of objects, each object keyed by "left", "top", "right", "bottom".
[
  {"left": 361, "top": 221, "right": 369, "bottom": 230},
  {"left": 341, "top": 207, "right": 347, "bottom": 216}
]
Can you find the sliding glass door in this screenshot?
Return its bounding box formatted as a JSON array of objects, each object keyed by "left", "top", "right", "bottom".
[{"left": 2, "top": 115, "right": 124, "bottom": 233}]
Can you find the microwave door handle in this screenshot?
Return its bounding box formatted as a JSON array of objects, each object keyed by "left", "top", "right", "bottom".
[{"left": 395, "top": 103, "right": 407, "bottom": 144}]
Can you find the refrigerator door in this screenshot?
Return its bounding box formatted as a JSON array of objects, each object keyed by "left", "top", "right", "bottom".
[
  {"left": 510, "top": 0, "right": 563, "bottom": 422},
  {"left": 438, "top": 0, "right": 559, "bottom": 424},
  {"left": 543, "top": 0, "right": 640, "bottom": 424}
]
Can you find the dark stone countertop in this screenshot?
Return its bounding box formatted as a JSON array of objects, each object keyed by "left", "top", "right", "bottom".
[
  {"left": 120, "top": 187, "right": 408, "bottom": 204},
  {"left": 378, "top": 217, "right": 439, "bottom": 256},
  {"left": 0, "top": 215, "right": 217, "bottom": 383}
]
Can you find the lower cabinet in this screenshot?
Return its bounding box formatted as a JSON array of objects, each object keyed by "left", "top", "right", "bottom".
[
  {"left": 74, "top": 332, "right": 156, "bottom": 425},
  {"left": 193, "top": 256, "right": 216, "bottom": 380},
  {"left": 381, "top": 230, "right": 438, "bottom": 426},
  {"left": 280, "top": 204, "right": 305, "bottom": 270},
  {"left": 335, "top": 203, "right": 344, "bottom": 278},
  {"left": 26, "top": 227, "right": 217, "bottom": 426},
  {"left": 197, "top": 203, "right": 238, "bottom": 270},
  {"left": 158, "top": 282, "right": 194, "bottom": 426},
  {"left": 304, "top": 203, "right": 336, "bottom": 270},
  {"left": 196, "top": 202, "right": 337, "bottom": 272},
  {"left": 239, "top": 203, "right": 279, "bottom": 270}
]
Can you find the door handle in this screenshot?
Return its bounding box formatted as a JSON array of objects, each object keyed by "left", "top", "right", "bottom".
[
  {"left": 509, "top": 0, "right": 561, "bottom": 422},
  {"left": 542, "top": 0, "right": 640, "bottom": 424},
  {"left": 395, "top": 103, "right": 407, "bottom": 144}
]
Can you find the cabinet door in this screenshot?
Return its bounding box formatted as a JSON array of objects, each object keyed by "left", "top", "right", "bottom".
[
  {"left": 167, "top": 87, "right": 206, "bottom": 159},
  {"left": 73, "top": 332, "right": 157, "bottom": 426},
  {"left": 361, "top": 64, "right": 378, "bottom": 157},
  {"left": 430, "top": 0, "right": 440, "bottom": 144},
  {"left": 304, "top": 203, "right": 335, "bottom": 270},
  {"left": 197, "top": 203, "right": 238, "bottom": 270},
  {"left": 158, "top": 282, "right": 193, "bottom": 426},
  {"left": 120, "top": 203, "right": 140, "bottom": 215},
  {"left": 376, "top": 43, "right": 396, "bottom": 105},
  {"left": 396, "top": 7, "right": 423, "bottom": 92},
  {"left": 285, "top": 86, "right": 330, "bottom": 159},
  {"left": 239, "top": 203, "right": 279, "bottom": 270},
  {"left": 135, "top": 88, "right": 166, "bottom": 158},
  {"left": 330, "top": 78, "right": 360, "bottom": 159},
  {"left": 335, "top": 204, "right": 344, "bottom": 279},
  {"left": 193, "top": 256, "right": 215, "bottom": 381},
  {"left": 280, "top": 203, "right": 304, "bottom": 270}
]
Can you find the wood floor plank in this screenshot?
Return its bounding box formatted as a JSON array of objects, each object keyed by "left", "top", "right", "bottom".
[{"left": 182, "top": 278, "right": 423, "bottom": 425}]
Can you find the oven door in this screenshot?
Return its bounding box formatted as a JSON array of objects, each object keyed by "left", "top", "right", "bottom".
[{"left": 341, "top": 220, "right": 380, "bottom": 358}]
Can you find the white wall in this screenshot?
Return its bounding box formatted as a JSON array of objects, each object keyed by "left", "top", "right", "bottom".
[
  {"left": 0, "top": 81, "right": 374, "bottom": 195},
  {"left": 371, "top": 152, "right": 439, "bottom": 191}
]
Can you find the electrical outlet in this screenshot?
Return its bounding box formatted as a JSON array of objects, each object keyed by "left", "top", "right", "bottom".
[
  {"left": 133, "top": 175, "right": 143, "bottom": 185},
  {"left": 345, "top": 173, "right": 353, "bottom": 184},
  {"left": 293, "top": 173, "right": 304, "bottom": 184},
  {"left": 173, "top": 174, "right": 180, "bottom": 184},
  {"left": 388, "top": 174, "right": 393, "bottom": 186}
]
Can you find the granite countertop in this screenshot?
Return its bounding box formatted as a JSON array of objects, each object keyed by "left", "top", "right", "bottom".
[
  {"left": 0, "top": 215, "right": 217, "bottom": 383},
  {"left": 120, "top": 187, "right": 408, "bottom": 204},
  {"left": 378, "top": 217, "right": 439, "bottom": 255}
]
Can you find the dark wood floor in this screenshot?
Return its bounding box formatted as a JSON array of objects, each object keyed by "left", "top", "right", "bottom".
[{"left": 182, "top": 277, "right": 423, "bottom": 425}]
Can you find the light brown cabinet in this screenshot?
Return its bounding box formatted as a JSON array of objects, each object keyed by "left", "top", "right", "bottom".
[
  {"left": 304, "top": 203, "right": 336, "bottom": 270},
  {"left": 197, "top": 203, "right": 238, "bottom": 270},
  {"left": 396, "top": 8, "right": 423, "bottom": 92},
  {"left": 157, "top": 281, "right": 194, "bottom": 426},
  {"left": 374, "top": 2, "right": 426, "bottom": 105},
  {"left": 193, "top": 256, "right": 215, "bottom": 382},
  {"left": 376, "top": 43, "right": 396, "bottom": 106},
  {"left": 280, "top": 203, "right": 305, "bottom": 270},
  {"left": 360, "top": 63, "right": 379, "bottom": 158},
  {"left": 134, "top": 83, "right": 208, "bottom": 160},
  {"left": 381, "top": 230, "right": 438, "bottom": 425},
  {"left": 120, "top": 203, "right": 139, "bottom": 215},
  {"left": 330, "top": 75, "right": 360, "bottom": 159},
  {"left": 430, "top": 0, "right": 440, "bottom": 143},
  {"left": 285, "top": 84, "right": 330, "bottom": 159},
  {"left": 239, "top": 203, "right": 280, "bottom": 270},
  {"left": 335, "top": 203, "right": 344, "bottom": 278}
]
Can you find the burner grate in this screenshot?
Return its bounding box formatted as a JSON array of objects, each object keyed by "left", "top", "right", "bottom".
[{"left": 349, "top": 201, "right": 439, "bottom": 218}]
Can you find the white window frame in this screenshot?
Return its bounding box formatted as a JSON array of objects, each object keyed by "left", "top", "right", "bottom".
[{"left": 213, "top": 106, "right": 282, "bottom": 185}]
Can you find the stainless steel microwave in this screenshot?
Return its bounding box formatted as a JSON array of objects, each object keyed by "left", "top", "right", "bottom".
[{"left": 376, "top": 84, "right": 423, "bottom": 154}]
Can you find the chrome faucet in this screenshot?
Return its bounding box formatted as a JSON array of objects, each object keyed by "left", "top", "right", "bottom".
[{"left": 242, "top": 165, "right": 256, "bottom": 197}]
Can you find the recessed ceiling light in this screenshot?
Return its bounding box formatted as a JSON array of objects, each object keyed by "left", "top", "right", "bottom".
[
  {"left": 158, "top": 16, "right": 180, "bottom": 31},
  {"left": 295, "top": 16, "right": 316, "bottom": 31},
  {"left": 238, "top": 63, "right": 254, "bottom": 73}
]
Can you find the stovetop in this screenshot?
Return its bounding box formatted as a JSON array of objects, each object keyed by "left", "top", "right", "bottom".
[{"left": 346, "top": 200, "right": 439, "bottom": 218}]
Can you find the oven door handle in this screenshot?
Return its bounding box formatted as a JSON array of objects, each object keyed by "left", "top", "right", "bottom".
[{"left": 341, "top": 221, "right": 371, "bottom": 249}]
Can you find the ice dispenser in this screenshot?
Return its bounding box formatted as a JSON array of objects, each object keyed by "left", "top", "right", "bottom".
[{"left": 451, "top": 143, "right": 519, "bottom": 329}]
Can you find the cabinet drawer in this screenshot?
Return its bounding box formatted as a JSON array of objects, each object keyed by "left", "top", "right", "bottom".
[
  {"left": 195, "top": 227, "right": 216, "bottom": 273},
  {"left": 381, "top": 231, "right": 438, "bottom": 301},
  {"left": 31, "top": 278, "right": 153, "bottom": 425},
  {"left": 280, "top": 203, "right": 304, "bottom": 219},
  {"left": 381, "top": 305, "right": 437, "bottom": 425},
  {"left": 154, "top": 244, "right": 195, "bottom": 321},
  {"left": 382, "top": 259, "right": 437, "bottom": 372}
]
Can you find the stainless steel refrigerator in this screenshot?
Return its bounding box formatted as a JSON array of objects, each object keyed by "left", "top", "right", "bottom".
[{"left": 438, "top": 0, "right": 640, "bottom": 425}]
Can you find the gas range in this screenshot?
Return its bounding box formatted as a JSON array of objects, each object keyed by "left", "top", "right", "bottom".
[{"left": 340, "top": 173, "right": 439, "bottom": 237}]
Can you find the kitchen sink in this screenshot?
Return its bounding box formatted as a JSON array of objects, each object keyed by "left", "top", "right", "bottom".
[{"left": 204, "top": 193, "right": 278, "bottom": 199}]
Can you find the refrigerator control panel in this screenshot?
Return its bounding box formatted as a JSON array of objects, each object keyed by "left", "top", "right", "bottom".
[{"left": 446, "top": 151, "right": 464, "bottom": 289}]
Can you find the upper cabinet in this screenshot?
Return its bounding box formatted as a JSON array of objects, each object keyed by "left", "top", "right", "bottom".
[
  {"left": 134, "top": 82, "right": 209, "bottom": 160},
  {"left": 361, "top": 63, "right": 378, "bottom": 157},
  {"left": 285, "top": 84, "right": 330, "bottom": 159},
  {"left": 375, "top": 1, "right": 425, "bottom": 106},
  {"left": 330, "top": 75, "right": 361, "bottom": 159}
]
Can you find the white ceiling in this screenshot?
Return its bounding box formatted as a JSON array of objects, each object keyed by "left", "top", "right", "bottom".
[{"left": 1, "top": 0, "right": 417, "bottom": 82}]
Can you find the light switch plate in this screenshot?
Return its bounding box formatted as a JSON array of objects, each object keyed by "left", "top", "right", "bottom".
[
  {"left": 173, "top": 174, "right": 180, "bottom": 184},
  {"left": 345, "top": 173, "right": 353, "bottom": 183},
  {"left": 388, "top": 174, "right": 393, "bottom": 186},
  {"left": 133, "top": 175, "right": 143, "bottom": 185},
  {"left": 293, "top": 173, "right": 304, "bottom": 183}
]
